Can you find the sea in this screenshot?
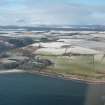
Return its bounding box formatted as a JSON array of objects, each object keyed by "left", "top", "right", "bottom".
[{"left": 0, "top": 73, "right": 105, "bottom": 105}]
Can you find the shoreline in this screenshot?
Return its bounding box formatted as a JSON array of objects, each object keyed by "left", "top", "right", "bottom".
[
  {"left": 28, "top": 70, "right": 105, "bottom": 85},
  {"left": 0, "top": 69, "right": 105, "bottom": 84}
]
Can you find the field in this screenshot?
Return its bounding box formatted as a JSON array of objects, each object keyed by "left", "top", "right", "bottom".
[{"left": 40, "top": 55, "right": 105, "bottom": 79}]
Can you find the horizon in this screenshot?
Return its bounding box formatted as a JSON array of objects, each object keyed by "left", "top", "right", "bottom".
[{"left": 0, "top": 24, "right": 105, "bottom": 27}]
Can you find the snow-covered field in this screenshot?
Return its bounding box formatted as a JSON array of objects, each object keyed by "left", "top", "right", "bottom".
[
  {"left": 32, "top": 42, "right": 70, "bottom": 48},
  {"left": 1, "top": 30, "right": 105, "bottom": 54},
  {"left": 35, "top": 46, "right": 100, "bottom": 56}
]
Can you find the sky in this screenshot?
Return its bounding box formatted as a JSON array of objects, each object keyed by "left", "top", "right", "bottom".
[{"left": 0, "top": 0, "right": 105, "bottom": 25}]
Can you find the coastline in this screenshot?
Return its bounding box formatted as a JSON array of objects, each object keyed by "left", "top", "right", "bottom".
[
  {"left": 0, "top": 69, "right": 105, "bottom": 84},
  {"left": 28, "top": 70, "right": 105, "bottom": 85}
]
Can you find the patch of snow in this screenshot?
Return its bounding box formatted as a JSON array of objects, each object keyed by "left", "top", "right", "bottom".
[
  {"left": 31, "top": 42, "right": 70, "bottom": 48},
  {"left": 0, "top": 69, "right": 25, "bottom": 74}
]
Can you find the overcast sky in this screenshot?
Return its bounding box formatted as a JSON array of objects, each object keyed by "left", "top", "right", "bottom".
[{"left": 0, "top": 0, "right": 105, "bottom": 25}]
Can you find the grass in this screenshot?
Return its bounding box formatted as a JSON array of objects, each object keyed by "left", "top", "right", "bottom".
[{"left": 40, "top": 55, "right": 105, "bottom": 79}]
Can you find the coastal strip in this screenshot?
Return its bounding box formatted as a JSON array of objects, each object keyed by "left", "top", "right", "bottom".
[
  {"left": 0, "top": 69, "right": 105, "bottom": 84},
  {"left": 27, "top": 70, "right": 105, "bottom": 85}
]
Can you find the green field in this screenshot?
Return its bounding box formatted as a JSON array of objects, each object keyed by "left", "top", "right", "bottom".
[{"left": 40, "top": 55, "right": 105, "bottom": 79}]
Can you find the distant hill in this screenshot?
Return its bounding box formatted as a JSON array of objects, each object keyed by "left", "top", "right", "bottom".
[{"left": 0, "top": 25, "right": 105, "bottom": 31}]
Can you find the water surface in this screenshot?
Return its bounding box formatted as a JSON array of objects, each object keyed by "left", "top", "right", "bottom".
[{"left": 0, "top": 73, "right": 104, "bottom": 105}]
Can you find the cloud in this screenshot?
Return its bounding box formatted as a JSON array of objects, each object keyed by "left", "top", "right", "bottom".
[{"left": 0, "top": 0, "right": 105, "bottom": 25}]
